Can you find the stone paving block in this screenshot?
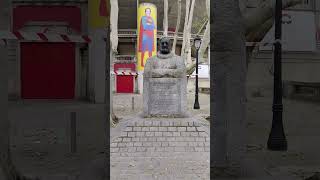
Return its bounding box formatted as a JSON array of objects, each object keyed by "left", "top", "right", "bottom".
[
  {"left": 185, "top": 147, "right": 195, "bottom": 152},
  {"left": 196, "top": 126, "right": 206, "bottom": 132},
  {"left": 140, "top": 137, "right": 148, "bottom": 141},
  {"left": 120, "top": 132, "right": 128, "bottom": 137},
  {"left": 155, "top": 147, "right": 165, "bottom": 152},
  {"left": 143, "top": 142, "right": 152, "bottom": 147},
  {"left": 118, "top": 142, "right": 126, "bottom": 147},
  {"left": 113, "top": 137, "right": 122, "bottom": 142},
  {"left": 174, "top": 147, "right": 186, "bottom": 152},
  {"left": 168, "top": 127, "right": 177, "bottom": 131},
  {"left": 197, "top": 142, "right": 204, "bottom": 146},
  {"left": 204, "top": 142, "right": 209, "bottom": 147},
  {"left": 133, "top": 142, "right": 142, "bottom": 147},
  {"left": 132, "top": 137, "right": 139, "bottom": 142},
  {"left": 194, "top": 147, "right": 204, "bottom": 152},
  {"left": 136, "top": 147, "right": 147, "bottom": 152},
  {"left": 125, "top": 142, "right": 133, "bottom": 147},
  {"left": 157, "top": 137, "right": 166, "bottom": 141},
  {"left": 158, "top": 127, "right": 167, "bottom": 131},
  {"left": 188, "top": 122, "right": 194, "bottom": 126},
  {"left": 119, "top": 147, "right": 128, "bottom": 152},
  {"left": 124, "top": 127, "right": 133, "bottom": 131},
  {"left": 163, "top": 132, "right": 173, "bottom": 136},
  {"left": 190, "top": 132, "right": 199, "bottom": 136},
  {"left": 166, "top": 137, "right": 175, "bottom": 141},
  {"left": 154, "top": 132, "right": 162, "bottom": 136},
  {"left": 180, "top": 122, "right": 189, "bottom": 126},
  {"left": 205, "top": 137, "right": 209, "bottom": 142},
  {"left": 181, "top": 132, "right": 191, "bottom": 136},
  {"left": 136, "top": 132, "right": 145, "bottom": 137},
  {"left": 145, "top": 132, "right": 154, "bottom": 136},
  {"left": 128, "top": 132, "right": 136, "bottom": 137},
  {"left": 161, "top": 121, "right": 170, "bottom": 126},
  {"left": 152, "top": 121, "right": 160, "bottom": 126},
  {"left": 187, "top": 127, "right": 196, "bottom": 131},
  {"left": 136, "top": 121, "right": 144, "bottom": 126},
  {"left": 123, "top": 137, "right": 131, "bottom": 142},
  {"left": 195, "top": 137, "right": 205, "bottom": 142},
  {"left": 147, "top": 137, "right": 157, "bottom": 141},
  {"left": 165, "top": 147, "right": 174, "bottom": 151},
  {"left": 127, "top": 147, "right": 137, "bottom": 152},
  {"left": 144, "top": 121, "right": 152, "bottom": 126},
  {"left": 149, "top": 127, "right": 158, "bottom": 131},
  {"left": 111, "top": 143, "right": 118, "bottom": 148},
  {"left": 173, "top": 121, "right": 181, "bottom": 126},
  {"left": 198, "top": 132, "right": 207, "bottom": 137},
  {"left": 133, "top": 127, "right": 142, "bottom": 131},
  {"left": 147, "top": 147, "right": 155, "bottom": 152},
  {"left": 141, "top": 127, "right": 150, "bottom": 131},
  {"left": 161, "top": 142, "right": 169, "bottom": 146},
  {"left": 205, "top": 147, "right": 210, "bottom": 152},
  {"left": 177, "top": 127, "right": 186, "bottom": 132},
  {"left": 172, "top": 132, "right": 180, "bottom": 136},
  {"left": 111, "top": 148, "right": 119, "bottom": 153},
  {"left": 169, "top": 142, "right": 188, "bottom": 147},
  {"left": 153, "top": 142, "right": 161, "bottom": 147},
  {"left": 188, "top": 142, "right": 198, "bottom": 147}
]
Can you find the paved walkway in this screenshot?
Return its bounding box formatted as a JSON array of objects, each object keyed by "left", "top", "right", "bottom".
[{"left": 110, "top": 114, "right": 210, "bottom": 180}]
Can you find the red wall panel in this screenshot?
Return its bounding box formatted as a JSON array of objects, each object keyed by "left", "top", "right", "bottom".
[
  {"left": 21, "top": 43, "right": 75, "bottom": 99},
  {"left": 116, "top": 76, "right": 134, "bottom": 93},
  {"left": 13, "top": 6, "right": 81, "bottom": 32}
]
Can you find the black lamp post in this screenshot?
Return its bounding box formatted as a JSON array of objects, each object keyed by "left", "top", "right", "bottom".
[
  {"left": 193, "top": 36, "right": 201, "bottom": 109},
  {"left": 267, "top": 0, "right": 287, "bottom": 151}
]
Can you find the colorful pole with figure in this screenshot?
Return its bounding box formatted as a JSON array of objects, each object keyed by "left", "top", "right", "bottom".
[{"left": 137, "top": 3, "right": 157, "bottom": 93}]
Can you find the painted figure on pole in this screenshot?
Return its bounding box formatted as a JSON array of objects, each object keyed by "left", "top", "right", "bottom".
[{"left": 137, "top": 3, "right": 157, "bottom": 71}]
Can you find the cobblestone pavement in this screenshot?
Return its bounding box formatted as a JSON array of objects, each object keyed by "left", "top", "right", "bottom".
[{"left": 110, "top": 115, "right": 210, "bottom": 180}]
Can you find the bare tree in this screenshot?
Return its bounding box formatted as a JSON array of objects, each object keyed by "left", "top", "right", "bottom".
[
  {"left": 163, "top": 0, "right": 169, "bottom": 36},
  {"left": 181, "top": 0, "right": 190, "bottom": 58},
  {"left": 211, "top": 0, "right": 246, "bottom": 176},
  {"left": 172, "top": 0, "right": 182, "bottom": 54},
  {"left": 110, "top": 0, "right": 120, "bottom": 125}
]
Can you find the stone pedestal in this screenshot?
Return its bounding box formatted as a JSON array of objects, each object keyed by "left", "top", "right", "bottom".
[{"left": 143, "top": 77, "right": 187, "bottom": 117}]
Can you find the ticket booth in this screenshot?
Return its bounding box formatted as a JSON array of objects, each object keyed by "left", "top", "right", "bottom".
[{"left": 114, "top": 62, "right": 136, "bottom": 93}]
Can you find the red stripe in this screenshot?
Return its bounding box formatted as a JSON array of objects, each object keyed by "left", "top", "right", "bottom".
[
  {"left": 13, "top": 31, "right": 24, "bottom": 40},
  {"left": 37, "top": 33, "right": 48, "bottom": 41},
  {"left": 82, "top": 35, "right": 91, "bottom": 43},
  {"left": 60, "top": 34, "right": 71, "bottom": 42}
]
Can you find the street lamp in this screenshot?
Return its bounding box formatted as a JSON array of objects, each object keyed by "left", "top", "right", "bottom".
[
  {"left": 193, "top": 36, "right": 201, "bottom": 109},
  {"left": 267, "top": 0, "right": 287, "bottom": 151}
]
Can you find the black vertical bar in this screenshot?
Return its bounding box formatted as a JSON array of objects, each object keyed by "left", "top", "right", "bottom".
[
  {"left": 267, "top": 0, "right": 287, "bottom": 151},
  {"left": 70, "top": 111, "right": 77, "bottom": 153}
]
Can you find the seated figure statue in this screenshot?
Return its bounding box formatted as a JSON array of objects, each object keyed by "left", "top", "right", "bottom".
[
  {"left": 144, "top": 37, "right": 186, "bottom": 78},
  {"left": 143, "top": 37, "right": 188, "bottom": 117}
]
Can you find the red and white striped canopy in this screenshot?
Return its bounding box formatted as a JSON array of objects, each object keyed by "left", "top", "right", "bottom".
[
  {"left": 112, "top": 71, "right": 138, "bottom": 76},
  {"left": 0, "top": 31, "right": 91, "bottom": 43}
]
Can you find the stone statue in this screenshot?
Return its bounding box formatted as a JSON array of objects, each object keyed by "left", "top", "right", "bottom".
[
  {"left": 143, "top": 37, "right": 188, "bottom": 117},
  {"left": 144, "top": 37, "right": 186, "bottom": 78}
]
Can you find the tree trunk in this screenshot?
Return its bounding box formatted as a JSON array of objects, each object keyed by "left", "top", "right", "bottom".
[
  {"left": 110, "top": 0, "right": 119, "bottom": 53},
  {"left": 211, "top": 0, "right": 246, "bottom": 176},
  {"left": 163, "top": 0, "right": 168, "bottom": 36},
  {"left": 172, "top": 0, "right": 182, "bottom": 54},
  {"left": 185, "top": 0, "right": 196, "bottom": 65},
  {"left": 181, "top": 0, "right": 190, "bottom": 58},
  {"left": 198, "top": 0, "right": 210, "bottom": 63}
]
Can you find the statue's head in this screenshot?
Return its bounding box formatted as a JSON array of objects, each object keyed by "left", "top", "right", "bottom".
[{"left": 159, "top": 37, "right": 171, "bottom": 54}]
